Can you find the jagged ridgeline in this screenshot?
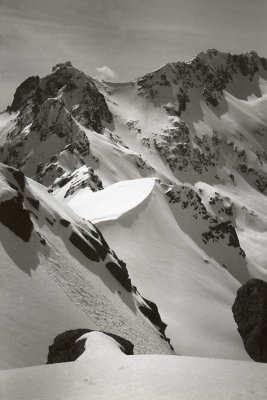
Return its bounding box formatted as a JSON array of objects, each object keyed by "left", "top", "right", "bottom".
[
  {"left": 0, "top": 51, "right": 266, "bottom": 195},
  {"left": 0, "top": 49, "right": 267, "bottom": 367},
  {"left": 0, "top": 50, "right": 267, "bottom": 197},
  {"left": 0, "top": 162, "right": 174, "bottom": 369}
]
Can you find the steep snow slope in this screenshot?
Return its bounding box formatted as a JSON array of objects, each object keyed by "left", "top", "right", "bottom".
[
  {"left": 0, "top": 50, "right": 267, "bottom": 366},
  {"left": 67, "top": 178, "right": 249, "bottom": 360},
  {"left": 1, "top": 51, "right": 266, "bottom": 200},
  {"left": 94, "top": 51, "right": 267, "bottom": 280},
  {"left": 103, "top": 61, "right": 267, "bottom": 189},
  {"left": 196, "top": 175, "right": 267, "bottom": 280},
  {"left": 1, "top": 333, "right": 266, "bottom": 400},
  {"left": 0, "top": 163, "right": 172, "bottom": 370}
]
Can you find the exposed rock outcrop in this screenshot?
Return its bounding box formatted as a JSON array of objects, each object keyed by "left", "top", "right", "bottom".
[
  {"left": 0, "top": 194, "right": 33, "bottom": 242},
  {"left": 232, "top": 278, "right": 267, "bottom": 362},
  {"left": 1, "top": 62, "right": 112, "bottom": 197},
  {"left": 9, "top": 76, "right": 40, "bottom": 112},
  {"left": 137, "top": 49, "right": 264, "bottom": 109},
  {"left": 106, "top": 260, "right": 132, "bottom": 292},
  {"left": 47, "top": 329, "right": 134, "bottom": 364}
]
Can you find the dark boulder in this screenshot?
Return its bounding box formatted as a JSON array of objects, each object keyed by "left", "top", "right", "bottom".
[
  {"left": 26, "top": 197, "right": 40, "bottom": 210},
  {"left": 7, "top": 168, "right": 26, "bottom": 191},
  {"left": 139, "top": 298, "right": 167, "bottom": 335},
  {"left": 139, "top": 296, "right": 174, "bottom": 350},
  {"left": 47, "top": 329, "right": 134, "bottom": 364},
  {"left": 105, "top": 261, "right": 132, "bottom": 292},
  {"left": 69, "top": 231, "right": 99, "bottom": 262},
  {"left": 232, "top": 278, "right": 267, "bottom": 362},
  {"left": 60, "top": 218, "right": 70, "bottom": 227},
  {"left": 0, "top": 194, "right": 33, "bottom": 242}
]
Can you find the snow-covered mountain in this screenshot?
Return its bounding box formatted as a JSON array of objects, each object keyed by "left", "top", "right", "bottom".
[
  {"left": 0, "top": 162, "right": 173, "bottom": 370},
  {"left": 1, "top": 49, "right": 267, "bottom": 397}
]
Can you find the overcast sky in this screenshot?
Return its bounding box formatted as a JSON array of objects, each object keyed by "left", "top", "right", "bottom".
[{"left": 0, "top": 0, "right": 267, "bottom": 110}]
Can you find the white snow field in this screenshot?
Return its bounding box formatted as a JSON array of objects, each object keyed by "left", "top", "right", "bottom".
[
  {"left": 0, "top": 164, "right": 172, "bottom": 370},
  {"left": 67, "top": 177, "right": 250, "bottom": 360},
  {"left": 67, "top": 178, "right": 156, "bottom": 223},
  {"left": 1, "top": 332, "right": 266, "bottom": 400}
]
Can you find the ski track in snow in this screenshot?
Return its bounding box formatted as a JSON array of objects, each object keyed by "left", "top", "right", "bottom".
[{"left": 44, "top": 247, "right": 171, "bottom": 355}]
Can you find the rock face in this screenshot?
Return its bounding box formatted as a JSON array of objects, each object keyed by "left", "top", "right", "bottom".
[
  {"left": 166, "top": 184, "right": 248, "bottom": 283},
  {"left": 47, "top": 329, "right": 134, "bottom": 364},
  {"left": 1, "top": 50, "right": 267, "bottom": 197},
  {"left": 137, "top": 49, "right": 264, "bottom": 109},
  {"left": 232, "top": 279, "right": 267, "bottom": 362},
  {"left": 0, "top": 62, "right": 113, "bottom": 199},
  {"left": 0, "top": 194, "right": 33, "bottom": 242},
  {"left": 9, "top": 76, "right": 40, "bottom": 112},
  {"left": 0, "top": 163, "right": 174, "bottom": 363}
]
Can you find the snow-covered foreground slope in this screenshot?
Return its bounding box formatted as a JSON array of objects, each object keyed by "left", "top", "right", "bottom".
[
  {"left": 0, "top": 163, "right": 173, "bottom": 370},
  {"left": 1, "top": 333, "right": 266, "bottom": 400},
  {"left": 67, "top": 177, "right": 250, "bottom": 360}
]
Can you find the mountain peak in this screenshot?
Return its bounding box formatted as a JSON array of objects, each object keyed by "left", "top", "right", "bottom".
[
  {"left": 194, "top": 48, "right": 260, "bottom": 61},
  {"left": 1, "top": 46, "right": 267, "bottom": 373},
  {"left": 193, "top": 48, "right": 228, "bottom": 62},
  {"left": 52, "top": 61, "right": 73, "bottom": 72}
]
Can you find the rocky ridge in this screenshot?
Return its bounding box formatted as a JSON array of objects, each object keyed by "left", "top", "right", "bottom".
[
  {"left": 0, "top": 162, "right": 174, "bottom": 366},
  {"left": 0, "top": 49, "right": 267, "bottom": 363}
]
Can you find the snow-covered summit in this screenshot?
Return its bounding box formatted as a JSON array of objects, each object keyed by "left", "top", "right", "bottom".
[
  {"left": 9, "top": 60, "right": 113, "bottom": 132},
  {"left": 136, "top": 48, "right": 267, "bottom": 108}
]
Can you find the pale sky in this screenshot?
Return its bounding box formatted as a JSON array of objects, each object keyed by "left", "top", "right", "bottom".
[{"left": 0, "top": 0, "right": 267, "bottom": 110}]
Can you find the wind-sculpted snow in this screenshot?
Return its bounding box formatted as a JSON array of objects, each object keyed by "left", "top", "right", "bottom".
[
  {"left": 2, "top": 341, "right": 267, "bottom": 400},
  {"left": 67, "top": 178, "right": 156, "bottom": 223},
  {"left": 0, "top": 164, "right": 173, "bottom": 369},
  {"left": 78, "top": 178, "right": 251, "bottom": 359}
]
